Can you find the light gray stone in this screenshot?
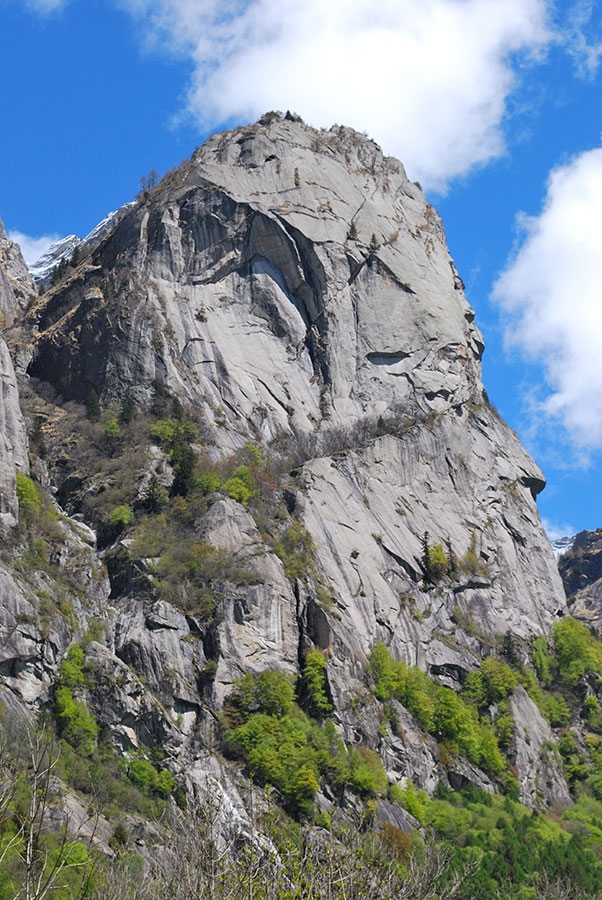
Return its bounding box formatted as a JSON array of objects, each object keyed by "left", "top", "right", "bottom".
[
  {"left": 0, "top": 338, "right": 28, "bottom": 530},
  {"left": 0, "top": 119, "right": 574, "bottom": 827},
  {"left": 509, "top": 685, "right": 571, "bottom": 810},
  {"left": 0, "top": 216, "right": 35, "bottom": 319}
]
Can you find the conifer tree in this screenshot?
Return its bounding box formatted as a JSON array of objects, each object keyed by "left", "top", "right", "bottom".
[
  {"left": 86, "top": 389, "right": 101, "bottom": 422},
  {"left": 119, "top": 389, "right": 136, "bottom": 425}
]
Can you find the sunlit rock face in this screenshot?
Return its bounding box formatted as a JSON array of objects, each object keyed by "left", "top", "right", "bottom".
[
  {"left": 0, "top": 216, "right": 35, "bottom": 320},
  {"left": 0, "top": 219, "right": 28, "bottom": 530},
  {"left": 0, "top": 117, "right": 568, "bottom": 807}
]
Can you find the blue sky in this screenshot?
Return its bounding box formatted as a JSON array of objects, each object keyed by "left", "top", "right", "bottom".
[{"left": 1, "top": 0, "right": 601, "bottom": 540}]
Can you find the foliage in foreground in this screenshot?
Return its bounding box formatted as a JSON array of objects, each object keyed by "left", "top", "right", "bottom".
[{"left": 3, "top": 723, "right": 601, "bottom": 900}]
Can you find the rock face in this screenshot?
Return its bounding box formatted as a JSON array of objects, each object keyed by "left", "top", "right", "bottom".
[
  {"left": 0, "top": 117, "right": 571, "bottom": 820},
  {"left": 0, "top": 221, "right": 29, "bottom": 530},
  {"left": 0, "top": 217, "right": 35, "bottom": 319},
  {"left": 25, "top": 117, "right": 565, "bottom": 657},
  {"left": 28, "top": 122, "right": 483, "bottom": 428},
  {"left": 558, "top": 530, "right": 602, "bottom": 629},
  {"left": 509, "top": 686, "right": 571, "bottom": 809},
  {"left": 26, "top": 204, "right": 136, "bottom": 287}
]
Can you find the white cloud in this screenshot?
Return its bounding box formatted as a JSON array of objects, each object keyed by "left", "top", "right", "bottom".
[
  {"left": 492, "top": 147, "right": 602, "bottom": 449},
  {"left": 119, "top": 0, "right": 552, "bottom": 191},
  {"left": 563, "top": 0, "right": 602, "bottom": 78},
  {"left": 8, "top": 230, "right": 62, "bottom": 265},
  {"left": 542, "top": 518, "right": 576, "bottom": 542}
]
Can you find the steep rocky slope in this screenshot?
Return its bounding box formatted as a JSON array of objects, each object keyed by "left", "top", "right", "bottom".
[
  {"left": 558, "top": 529, "right": 602, "bottom": 628},
  {"left": 28, "top": 204, "right": 135, "bottom": 287},
  {"left": 0, "top": 218, "right": 36, "bottom": 319},
  {"left": 23, "top": 115, "right": 565, "bottom": 651},
  {"left": 0, "top": 117, "right": 572, "bottom": 835},
  {"left": 0, "top": 222, "right": 29, "bottom": 529}
]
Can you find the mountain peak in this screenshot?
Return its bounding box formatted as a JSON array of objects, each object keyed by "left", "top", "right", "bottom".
[{"left": 0, "top": 120, "right": 572, "bottom": 853}]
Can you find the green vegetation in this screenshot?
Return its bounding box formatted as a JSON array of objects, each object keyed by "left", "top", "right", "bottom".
[
  {"left": 54, "top": 645, "right": 98, "bottom": 756},
  {"left": 41, "top": 640, "right": 178, "bottom": 825},
  {"left": 131, "top": 512, "right": 258, "bottom": 616},
  {"left": 532, "top": 634, "right": 554, "bottom": 685},
  {"left": 273, "top": 520, "right": 317, "bottom": 582},
  {"left": 124, "top": 754, "right": 176, "bottom": 799},
  {"left": 422, "top": 784, "right": 602, "bottom": 900},
  {"left": 223, "top": 667, "right": 386, "bottom": 815},
  {"left": 301, "top": 649, "right": 332, "bottom": 717},
  {"left": 15, "top": 472, "right": 41, "bottom": 521},
  {"left": 367, "top": 621, "right": 602, "bottom": 898},
  {"left": 552, "top": 617, "right": 602, "bottom": 686},
  {"left": 104, "top": 416, "right": 120, "bottom": 439},
  {"left": 421, "top": 530, "right": 488, "bottom": 586},
  {"left": 118, "top": 389, "right": 137, "bottom": 426},
  {"left": 13, "top": 472, "right": 69, "bottom": 588},
  {"left": 368, "top": 643, "right": 507, "bottom": 776},
  {"left": 0, "top": 725, "right": 95, "bottom": 900},
  {"left": 21, "top": 348, "right": 602, "bottom": 897},
  {"left": 463, "top": 657, "right": 519, "bottom": 710},
  {"left": 108, "top": 504, "right": 133, "bottom": 529},
  {"left": 85, "top": 389, "right": 101, "bottom": 422},
  {"left": 421, "top": 531, "right": 449, "bottom": 584},
  {"left": 149, "top": 418, "right": 197, "bottom": 497}
]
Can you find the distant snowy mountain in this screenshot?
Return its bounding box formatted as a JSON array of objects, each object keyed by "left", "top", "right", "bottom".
[
  {"left": 28, "top": 235, "right": 80, "bottom": 284},
  {"left": 550, "top": 534, "right": 575, "bottom": 559},
  {"left": 28, "top": 203, "right": 134, "bottom": 286}
]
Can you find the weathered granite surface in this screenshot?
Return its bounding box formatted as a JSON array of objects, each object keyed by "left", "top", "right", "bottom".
[{"left": 0, "top": 119, "right": 571, "bottom": 817}]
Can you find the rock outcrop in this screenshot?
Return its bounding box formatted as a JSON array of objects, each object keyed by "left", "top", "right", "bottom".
[
  {"left": 0, "top": 217, "right": 35, "bottom": 319},
  {"left": 0, "top": 220, "right": 29, "bottom": 530},
  {"left": 557, "top": 529, "right": 602, "bottom": 629},
  {"left": 22, "top": 118, "right": 565, "bottom": 669},
  {"left": 0, "top": 117, "right": 572, "bottom": 823},
  {"left": 509, "top": 686, "right": 571, "bottom": 809}
]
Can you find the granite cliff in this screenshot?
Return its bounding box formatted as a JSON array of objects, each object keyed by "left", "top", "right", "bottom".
[{"left": 0, "top": 117, "right": 580, "bottom": 859}]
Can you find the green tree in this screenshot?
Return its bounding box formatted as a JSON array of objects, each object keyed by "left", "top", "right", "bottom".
[
  {"left": 429, "top": 542, "right": 448, "bottom": 581},
  {"left": 141, "top": 473, "right": 169, "bottom": 514},
  {"left": 16, "top": 473, "right": 41, "bottom": 522},
  {"left": 255, "top": 671, "right": 295, "bottom": 717},
  {"left": 118, "top": 389, "right": 136, "bottom": 425},
  {"left": 150, "top": 419, "right": 197, "bottom": 496},
  {"left": 464, "top": 658, "right": 519, "bottom": 711},
  {"left": 108, "top": 505, "right": 133, "bottom": 530},
  {"left": 532, "top": 635, "right": 554, "bottom": 685},
  {"left": 421, "top": 533, "right": 448, "bottom": 584},
  {"left": 54, "top": 687, "right": 98, "bottom": 756},
  {"left": 302, "top": 649, "right": 332, "bottom": 716},
  {"left": 105, "top": 417, "right": 120, "bottom": 439},
  {"left": 223, "top": 466, "right": 256, "bottom": 504},
  {"left": 553, "top": 617, "right": 602, "bottom": 686},
  {"left": 85, "top": 390, "right": 101, "bottom": 422},
  {"left": 445, "top": 538, "right": 457, "bottom": 578}
]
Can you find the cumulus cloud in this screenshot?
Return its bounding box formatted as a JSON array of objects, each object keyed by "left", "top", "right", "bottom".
[
  {"left": 492, "top": 147, "right": 602, "bottom": 450},
  {"left": 119, "top": 0, "right": 552, "bottom": 191},
  {"left": 8, "top": 230, "right": 62, "bottom": 265}
]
